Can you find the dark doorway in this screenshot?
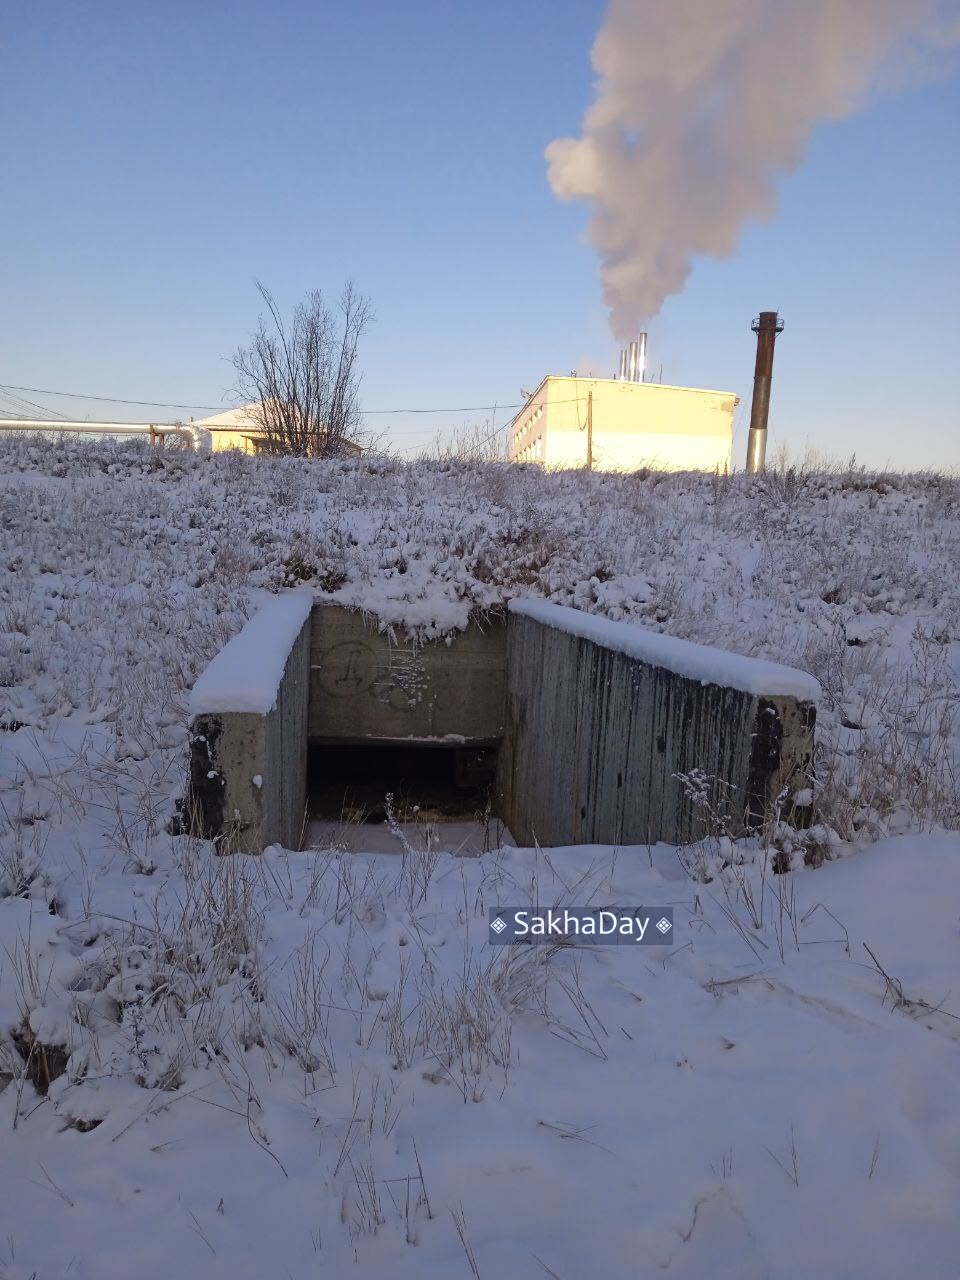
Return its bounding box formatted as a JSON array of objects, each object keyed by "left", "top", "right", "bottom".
[{"left": 308, "top": 742, "right": 499, "bottom": 825}]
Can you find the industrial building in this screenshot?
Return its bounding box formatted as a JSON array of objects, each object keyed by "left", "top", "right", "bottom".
[
  {"left": 0, "top": 401, "right": 363, "bottom": 455},
  {"left": 187, "top": 404, "right": 362, "bottom": 455},
  {"left": 510, "top": 336, "right": 739, "bottom": 473}
]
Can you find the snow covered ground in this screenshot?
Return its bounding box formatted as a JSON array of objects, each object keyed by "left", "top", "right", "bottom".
[{"left": 0, "top": 436, "right": 958, "bottom": 1277}]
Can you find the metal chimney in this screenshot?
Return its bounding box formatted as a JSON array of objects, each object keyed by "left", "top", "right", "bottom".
[
  {"left": 618, "top": 336, "right": 649, "bottom": 382},
  {"left": 621, "top": 333, "right": 647, "bottom": 382},
  {"left": 745, "top": 311, "right": 784, "bottom": 473}
]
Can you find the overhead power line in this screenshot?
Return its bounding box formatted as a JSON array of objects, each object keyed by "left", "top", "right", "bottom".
[
  {"left": 0, "top": 382, "right": 231, "bottom": 412},
  {"left": 0, "top": 379, "right": 614, "bottom": 430},
  {"left": 0, "top": 381, "right": 525, "bottom": 416},
  {"left": 362, "top": 402, "right": 519, "bottom": 415},
  {"left": 0, "top": 387, "right": 68, "bottom": 420}
]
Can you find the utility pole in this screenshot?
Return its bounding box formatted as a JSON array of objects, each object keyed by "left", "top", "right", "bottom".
[
  {"left": 586, "top": 389, "right": 593, "bottom": 470},
  {"left": 745, "top": 311, "right": 784, "bottom": 473}
]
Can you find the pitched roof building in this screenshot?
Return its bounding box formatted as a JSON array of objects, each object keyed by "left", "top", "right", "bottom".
[{"left": 189, "top": 403, "right": 363, "bottom": 456}]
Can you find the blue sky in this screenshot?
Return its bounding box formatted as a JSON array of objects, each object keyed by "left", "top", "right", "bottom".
[{"left": 3, "top": 1, "right": 958, "bottom": 468}]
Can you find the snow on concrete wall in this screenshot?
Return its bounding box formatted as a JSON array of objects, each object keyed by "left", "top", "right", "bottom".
[
  {"left": 499, "top": 604, "right": 817, "bottom": 847},
  {"left": 186, "top": 593, "right": 312, "bottom": 852},
  {"left": 190, "top": 591, "right": 314, "bottom": 715},
  {"left": 509, "top": 599, "right": 821, "bottom": 701},
  {"left": 185, "top": 598, "right": 816, "bottom": 853}
]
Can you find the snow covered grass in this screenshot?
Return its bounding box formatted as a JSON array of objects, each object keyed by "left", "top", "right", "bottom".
[
  {"left": 4, "top": 434, "right": 958, "bottom": 838},
  {"left": 1, "top": 826, "right": 959, "bottom": 1278},
  {"left": 0, "top": 434, "right": 958, "bottom": 1277}
]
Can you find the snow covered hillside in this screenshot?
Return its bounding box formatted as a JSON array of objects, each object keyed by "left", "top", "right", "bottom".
[{"left": 0, "top": 436, "right": 958, "bottom": 1278}]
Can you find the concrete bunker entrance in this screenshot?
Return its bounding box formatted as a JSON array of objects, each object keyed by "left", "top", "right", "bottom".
[
  {"left": 303, "top": 605, "right": 509, "bottom": 852},
  {"left": 186, "top": 596, "right": 817, "bottom": 855}
]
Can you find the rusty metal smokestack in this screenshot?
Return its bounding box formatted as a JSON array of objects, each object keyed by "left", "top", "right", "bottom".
[{"left": 745, "top": 311, "right": 784, "bottom": 473}]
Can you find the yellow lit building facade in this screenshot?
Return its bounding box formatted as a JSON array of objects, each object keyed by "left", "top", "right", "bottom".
[
  {"left": 189, "top": 404, "right": 362, "bottom": 455},
  {"left": 510, "top": 375, "right": 738, "bottom": 473}
]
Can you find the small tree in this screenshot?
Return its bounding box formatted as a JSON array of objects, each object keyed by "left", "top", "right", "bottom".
[{"left": 233, "top": 281, "right": 373, "bottom": 457}]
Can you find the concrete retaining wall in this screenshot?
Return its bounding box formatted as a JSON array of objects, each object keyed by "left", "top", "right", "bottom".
[
  {"left": 184, "top": 596, "right": 818, "bottom": 853},
  {"left": 186, "top": 593, "right": 312, "bottom": 853},
  {"left": 497, "top": 602, "right": 817, "bottom": 847},
  {"left": 309, "top": 605, "right": 506, "bottom": 744}
]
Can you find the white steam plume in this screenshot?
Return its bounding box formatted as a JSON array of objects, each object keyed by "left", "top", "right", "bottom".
[{"left": 547, "top": 0, "right": 958, "bottom": 339}]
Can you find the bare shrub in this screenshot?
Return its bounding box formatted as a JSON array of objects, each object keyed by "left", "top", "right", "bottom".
[{"left": 233, "top": 281, "right": 373, "bottom": 458}]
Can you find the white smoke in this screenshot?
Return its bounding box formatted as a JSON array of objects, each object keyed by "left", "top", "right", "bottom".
[{"left": 546, "top": 0, "right": 958, "bottom": 338}]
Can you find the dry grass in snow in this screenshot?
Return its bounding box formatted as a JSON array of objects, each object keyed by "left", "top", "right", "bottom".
[{"left": 0, "top": 435, "right": 958, "bottom": 1278}]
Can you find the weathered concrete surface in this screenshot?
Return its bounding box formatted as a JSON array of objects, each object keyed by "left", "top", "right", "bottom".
[
  {"left": 309, "top": 605, "right": 507, "bottom": 744},
  {"left": 185, "top": 598, "right": 816, "bottom": 854},
  {"left": 497, "top": 611, "right": 816, "bottom": 847},
  {"left": 186, "top": 611, "right": 311, "bottom": 853}
]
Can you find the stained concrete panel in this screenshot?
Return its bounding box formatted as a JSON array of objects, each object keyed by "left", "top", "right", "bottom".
[
  {"left": 308, "top": 605, "right": 507, "bottom": 744},
  {"left": 186, "top": 608, "right": 311, "bottom": 853},
  {"left": 185, "top": 598, "right": 816, "bottom": 855},
  {"left": 498, "top": 611, "right": 815, "bottom": 848}
]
